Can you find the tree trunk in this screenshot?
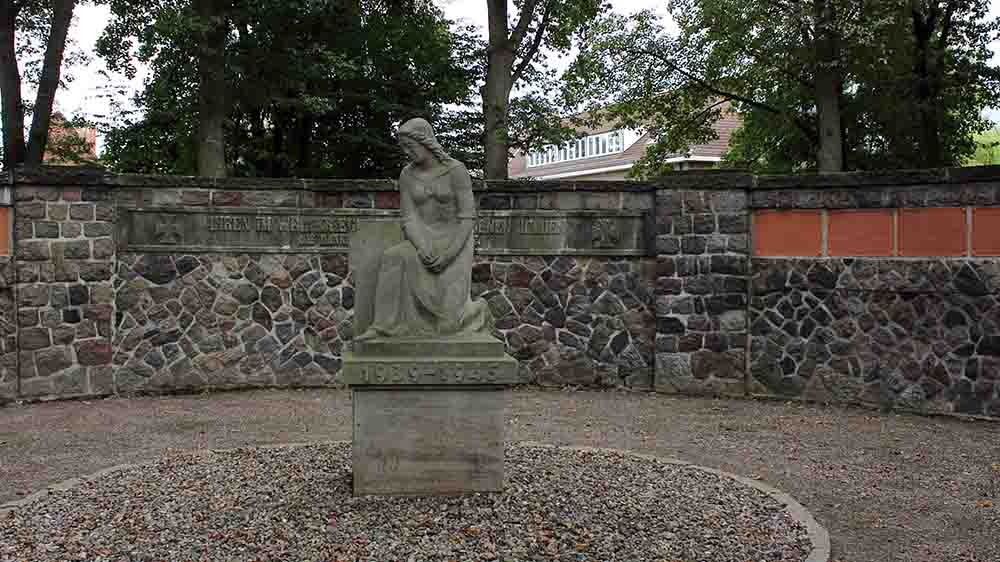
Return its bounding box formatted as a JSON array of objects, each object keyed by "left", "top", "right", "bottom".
[
  {"left": 0, "top": 0, "right": 25, "bottom": 170},
  {"left": 910, "top": 3, "right": 943, "bottom": 167},
  {"left": 813, "top": 0, "right": 843, "bottom": 172},
  {"left": 195, "top": 0, "right": 228, "bottom": 177},
  {"left": 294, "top": 113, "right": 313, "bottom": 176},
  {"left": 482, "top": 52, "right": 514, "bottom": 180},
  {"left": 270, "top": 107, "right": 285, "bottom": 177},
  {"left": 24, "top": 0, "right": 75, "bottom": 165},
  {"left": 814, "top": 71, "right": 843, "bottom": 172},
  {"left": 483, "top": 0, "right": 513, "bottom": 180}
]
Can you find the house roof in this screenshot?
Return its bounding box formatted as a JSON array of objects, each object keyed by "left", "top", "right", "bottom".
[{"left": 509, "top": 109, "right": 741, "bottom": 179}]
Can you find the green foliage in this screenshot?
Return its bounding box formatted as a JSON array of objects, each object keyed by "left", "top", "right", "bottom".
[
  {"left": 1, "top": 0, "right": 95, "bottom": 168},
  {"left": 562, "top": 0, "right": 1000, "bottom": 176},
  {"left": 965, "top": 127, "right": 1000, "bottom": 166},
  {"left": 13, "top": 0, "right": 91, "bottom": 87},
  {"left": 15, "top": 1, "right": 91, "bottom": 90},
  {"left": 841, "top": 1, "right": 1000, "bottom": 170},
  {"left": 98, "top": 0, "right": 483, "bottom": 178},
  {"left": 561, "top": 10, "right": 724, "bottom": 178}
]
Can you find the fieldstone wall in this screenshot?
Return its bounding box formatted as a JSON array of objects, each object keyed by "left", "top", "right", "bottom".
[
  {"left": 472, "top": 187, "right": 657, "bottom": 387},
  {"left": 113, "top": 252, "right": 351, "bottom": 393},
  {"left": 749, "top": 167, "right": 1000, "bottom": 416},
  {"left": 111, "top": 252, "right": 656, "bottom": 393},
  {"left": 5, "top": 165, "right": 1000, "bottom": 421},
  {"left": 109, "top": 181, "right": 372, "bottom": 393},
  {"left": 750, "top": 258, "right": 1000, "bottom": 417},
  {"left": 653, "top": 175, "right": 751, "bottom": 396},
  {"left": 2, "top": 171, "right": 661, "bottom": 398},
  {"left": 473, "top": 256, "right": 656, "bottom": 388}
]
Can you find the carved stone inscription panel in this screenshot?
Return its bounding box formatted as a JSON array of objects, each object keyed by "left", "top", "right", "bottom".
[
  {"left": 340, "top": 356, "right": 520, "bottom": 385},
  {"left": 120, "top": 208, "right": 381, "bottom": 252},
  {"left": 352, "top": 387, "right": 505, "bottom": 495},
  {"left": 119, "top": 208, "right": 650, "bottom": 255},
  {"left": 472, "top": 211, "right": 647, "bottom": 255}
]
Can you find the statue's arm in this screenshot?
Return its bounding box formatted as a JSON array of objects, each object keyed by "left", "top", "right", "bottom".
[
  {"left": 399, "top": 171, "right": 430, "bottom": 256},
  {"left": 439, "top": 163, "right": 476, "bottom": 268}
]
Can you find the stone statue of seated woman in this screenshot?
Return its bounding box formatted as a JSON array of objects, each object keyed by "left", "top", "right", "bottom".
[{"left": 354, "top": 117, "right": 492, "bottom": 341}]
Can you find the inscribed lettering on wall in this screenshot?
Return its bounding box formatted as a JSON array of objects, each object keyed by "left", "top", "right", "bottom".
[{"left": 118, "top": 208, "right": 651, "bottom": 256}]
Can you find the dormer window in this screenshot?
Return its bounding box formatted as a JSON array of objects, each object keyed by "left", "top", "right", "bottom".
[{"left": 525, "top": 129, "right": 636, "bottom": 168}]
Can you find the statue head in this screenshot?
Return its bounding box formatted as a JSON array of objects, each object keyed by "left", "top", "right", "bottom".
[{"left": 398, "top": 117, "right": 451, "bottom": 165}]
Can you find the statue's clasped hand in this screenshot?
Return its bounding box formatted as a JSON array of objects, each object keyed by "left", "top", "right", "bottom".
[
  {"left": 418, "top": 248, "right": 436, "bottom": 265},
  {"left": 419, "top": 249, "right": 447, "bottom": 273}
]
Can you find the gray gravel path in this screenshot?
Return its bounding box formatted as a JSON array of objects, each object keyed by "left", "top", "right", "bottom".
[
  {"left": 0, "top": 443, "right": 813, "bottom": 562},
  {"left": 1, "top": 388, "right": 997, "bottom": 561}
]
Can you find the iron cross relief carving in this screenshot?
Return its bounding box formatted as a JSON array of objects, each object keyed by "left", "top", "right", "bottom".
[
  {"left": 154, "top": 215, "right": 184, "bottom": 245},
  {"left": 591, "top": 218, "right": 621, "bottom": 249}
]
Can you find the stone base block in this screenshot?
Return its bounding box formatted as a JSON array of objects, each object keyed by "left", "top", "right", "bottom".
[
  {"left": 352, "top": 385, "right": 505, "bottom": 495},
  {"left": 341, "top": 334, "right": 519, "bottom": 386},
  {"left": 350, "top": 333, "right": 506, "bottom": 358}
]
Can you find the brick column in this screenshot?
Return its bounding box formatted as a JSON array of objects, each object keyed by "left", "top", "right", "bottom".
[
  {"left": 14, "top": 185, "right": 115, "bottom": 398},
  {"left": 654, "top": 178, "right": 751, "bottom": 395}
]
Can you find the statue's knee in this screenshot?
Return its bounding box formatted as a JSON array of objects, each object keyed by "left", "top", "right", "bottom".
[{"left": 384, "top": 242, "right": 415, "bottom": 262}]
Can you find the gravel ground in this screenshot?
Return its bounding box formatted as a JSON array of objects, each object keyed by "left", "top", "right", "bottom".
[
  {"left": 0, "top": 443, "right": 812, "bottom": 562},
  {"left": 0, "top": 388, "right": 998, "bottom": 561}
]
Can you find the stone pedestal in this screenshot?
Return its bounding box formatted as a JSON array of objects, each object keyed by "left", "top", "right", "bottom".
[{"left": 343, "top": 335, "right": 519, "bottom": 495}]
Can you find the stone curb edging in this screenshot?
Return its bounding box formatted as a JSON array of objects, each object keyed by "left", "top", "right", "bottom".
[
  {"left": 520, "top": 441, "right": 832, "bottom": 562},
  {"left": 1, "top": 440, "right": 831, "bottom": 562}
]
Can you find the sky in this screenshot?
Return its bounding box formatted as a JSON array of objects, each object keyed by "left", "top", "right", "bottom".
[
  {"left": 50, "top": 0, "right": 1000, "bottom": 151},
  {"left": 54, "top": 0, "right": 665, "bottom": 143}
]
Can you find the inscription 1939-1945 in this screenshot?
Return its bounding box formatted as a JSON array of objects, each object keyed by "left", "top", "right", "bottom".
[
  {"left": 340, "top": 360, "right": 521, "bottom": 385},
  {"left": 119, "top": 209, "right": 649, "bottom": 255}
]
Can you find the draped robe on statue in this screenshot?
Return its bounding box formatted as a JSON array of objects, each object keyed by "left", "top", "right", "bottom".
[{"left": 362, "top": 159, "right": 491, "bottom": 338}]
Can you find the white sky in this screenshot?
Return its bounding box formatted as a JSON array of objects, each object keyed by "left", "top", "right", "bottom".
[
  {"left": 52, "top": 0, "right": 1000, "bottom": 151},
  {"left": 55, "top": 0, "right": 667, "bottom": 138}
]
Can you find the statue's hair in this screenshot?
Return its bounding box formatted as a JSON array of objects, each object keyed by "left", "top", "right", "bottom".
[{"left": 398, "top": 117, "right": 452, "bottom": 164}]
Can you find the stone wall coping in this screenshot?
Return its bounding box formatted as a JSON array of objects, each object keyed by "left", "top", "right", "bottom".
[
  {"left": 753, "top": 165, "right": 1000, "bottom": 190},
  {"left": 10, "top": 166, "right": 659, "bottom": 193},
  {"left": 13, "top": 164, "right": 1000, "bottom": 194},
  {"left": 11, "top": 167, "right": 399, "bottom": 192},
  {"left": 652, "top": 170, "right": 755, "bottom": 190}
]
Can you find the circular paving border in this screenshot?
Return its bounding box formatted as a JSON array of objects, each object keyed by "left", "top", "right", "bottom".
[{"left": 1, "top": 442, "right": 829, "bottom": 562}]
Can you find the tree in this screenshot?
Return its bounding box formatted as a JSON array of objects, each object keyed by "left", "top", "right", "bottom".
[
  {"left": 98, "top": 0, "right": 229, "bottom": 176},
  {"left": 965, "top": 127, "right": 1000, "bottom": 165},
  {"left": 563, "top": 1, "right": 856, "bottom": 174},
  {"left": 193, "top": 0, "right": 227, "bottom": 176},
  {"left": 812, "top": 0, "right": 844, "bottom": 171},
  {"left": 481, "top": 0, "right": 608, "bottom": 179},
  {"left": 845, "top": 1, "right": 1000, "bottom": 170},
  {"left": 0, "top": 1, "right": 27, "bottom": 168},
  {"left": 99, "top": 0, "right": 482, "bottom": 179},
  {"left": 563, "top": 0, "right": 1000, "bottom": 176},
  {"left": 1, "top": 0, "right": 80, "bottom": 170}
]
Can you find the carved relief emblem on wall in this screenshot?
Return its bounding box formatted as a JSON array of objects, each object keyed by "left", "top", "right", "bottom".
[
  {"left": 154, "top": 215, "right": 184, "bottom": 245},
  {"left": 591, "top": 218, "right": 621, "bottom": 249}
]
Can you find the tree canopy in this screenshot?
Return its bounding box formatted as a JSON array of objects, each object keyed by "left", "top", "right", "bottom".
[
  {"left": 99, "top": 0, "right": 483, "bottom": 178},
  {"left": 562, "top": 0, "right": 1000, "bottom": 176},
  {"left": 2, "top": 0, "right": 91, "bottom": 169},
  {"left": 966, "top": 127, "right": 1000, "bottom": 165}
]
